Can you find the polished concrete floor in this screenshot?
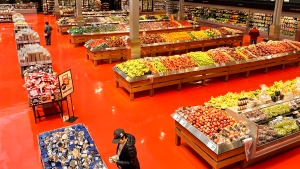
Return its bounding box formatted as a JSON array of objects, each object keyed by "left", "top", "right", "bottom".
[{"left": 0, "top": 14, "right": 300, "bottom": 169}]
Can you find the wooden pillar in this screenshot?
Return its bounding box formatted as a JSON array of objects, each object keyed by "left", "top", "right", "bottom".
[
  {"left": 295, "top": 23, "right": 300, "bottom": 41},
  {"left": 178, "top": 0, "right": 184, "bottom": 20}
]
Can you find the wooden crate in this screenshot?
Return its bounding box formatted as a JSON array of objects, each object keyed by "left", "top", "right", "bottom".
[{"left": 87, "top": 48, "right": 127, "bottom": 66}]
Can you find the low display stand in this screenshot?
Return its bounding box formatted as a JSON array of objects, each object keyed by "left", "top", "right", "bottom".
[
  {"left": 113, "top": 51, "right": 300, "bottom": 101},
  {"left": 87, "top": 34, "right": 244, "bottom": 66},
  {"left": 70, "top": 26, "right": 200, "bottom": 47},
  {"left": 174, "top": 121, "right": 246, "bottom": 169},
  {"left": 38, "top": 124, "right": 108, "bottom": 169}
]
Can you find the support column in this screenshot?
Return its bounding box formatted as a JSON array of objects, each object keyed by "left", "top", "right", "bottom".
[
  {"left": 76, "top": 0, "right": 84, "bottom": 27},
  {"left": 268, "top": 0, "right": 283, "bottom": 40},
  {"left": 178, "top": 0, "right": 184, "bottom": 20},
  {"left": 127, "top": 0, "right": 140, "bottom": 60},
  {"left": 295, "top": 23, "right": 300, "bottom": 41},
  {"left": 245, "top": 10, "right": 251, "bottom": 33},
  {"left": 54, "top": 0, "right": 60, "bottom": 19}
]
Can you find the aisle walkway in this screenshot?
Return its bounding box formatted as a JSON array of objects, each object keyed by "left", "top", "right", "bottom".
[{"left": 0, "top": 14, "right": 299, "bottom": 169}]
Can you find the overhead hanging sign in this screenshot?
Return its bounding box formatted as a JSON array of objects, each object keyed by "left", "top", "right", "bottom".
[{"left": 58, "top": 69, "right": 74, "bottom": 98}]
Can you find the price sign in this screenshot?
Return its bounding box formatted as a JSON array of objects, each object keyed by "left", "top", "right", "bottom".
[
  {"left": 215, "top": 64, "right": 220, "bottom": 67},
  {"left": 277, "top": 100, "right": 283, "bottom": 103},
  {"left": 236, "top": 61, "right": 240, "bottom": 64},
  {"left": 172, "top": 71, "right": 176, "bottom": 74},
  {"left": 294, "top": 96, "right": 300, "bottom": 99},
  {"left": 159, "top": 73, "right": 163, "bottom": 76},
  {"left": 179, "top": 70, "right": 184, "bottom": 74},
  {"left": 259, "top": 105, "right": 267, "bottom": 109},
  {"left": 173, "top": 114, "right": 181, "bottom": 122},
  {"left": 179, "top": 119, "right": 187, "bottom": 127},
  {"left": 267, "top": 56, "right": 272, "bottom": 59},
  {"left": 206, "top": 141, "right": 217, "bottom": 151},
  {"left": 245, "top": 108, "right": 253, "bottom": 112},
  {"left": 220, "top": 63, "right": 225, "bottom": 67}
]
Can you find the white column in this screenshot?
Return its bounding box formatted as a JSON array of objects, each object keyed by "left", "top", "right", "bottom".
[{"left": 127, "top": 0, "right": 140, "bottom": 60}]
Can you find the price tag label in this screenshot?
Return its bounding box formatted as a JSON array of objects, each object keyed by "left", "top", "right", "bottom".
[
  {"left": 277, "top": 100, "right": 283, "bottom": 103},
  {"left": 173, "top": 114, "right": 181, "bottom": 122},
  {"left": 267, "top": 56, "right": 272, "bottom": 59},
  {"left": 215, "top": 64, "right": 220, "bottom": 67},
  {"left": 294, "top": 96, "right": 300, "bottom": 99},
  {"left": 245, "top": 108, "right": 253, "bottom": 112},
  {"left": 259, "top": 105, "right": 267, "bottom": 109},
  {"left": 236, "top": 61, "right": 240, "bottom": 64},
  {"left": 206, "top": 141, "right": 217, "bottom": 151},
  {"left": 172, "top": 71, "right": 176, "bottom": 74},
  {"left": 159, "top": 73, "right": 163, "bottom": 76},
  {"left": 179, "top": 119, "right": 187, "bottom": 127},
  {"left": 179, "top": 70, "right": 184, "bottom": 74}
]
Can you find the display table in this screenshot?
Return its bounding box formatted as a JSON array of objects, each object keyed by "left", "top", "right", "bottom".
[
  {"left": 38, "top": 124, "right": 108, "bottom": 169},
  {"left": 87, "top": 34, "right": 244, "bottom": 66},
  {"left": 15, "top": 9, "right": 37, "bottom": 14},
  {"left": 174, "top": 120, "right": 246, "bottom": 169},
  {"left": 69, "top": 26, "right": 200, "bottom": 47},
  {"left": 114, "top": 51, "right": 300, "bottom": 101},
  {"left": 31, "top": 97, "right": 66, "bottom": 123}
]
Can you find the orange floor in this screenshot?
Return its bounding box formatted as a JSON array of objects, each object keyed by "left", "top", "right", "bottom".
[{"left": 0, "top": 14, "right": 300, "bottom": 169}]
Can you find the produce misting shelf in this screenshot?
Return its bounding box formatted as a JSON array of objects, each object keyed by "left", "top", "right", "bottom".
[
  {"left": 113, "top": 51, "right": 300, "bottom": 101},
  {"left": 69, "top": 26, "right": 200, "bottom": 47},
  {"left": 225, "top": 97, "right": 300, "bottom": 167},
  {"left": 86, "top": 34, "right": 244, "bottom": 66}
]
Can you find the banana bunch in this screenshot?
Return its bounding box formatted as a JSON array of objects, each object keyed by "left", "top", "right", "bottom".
[
  {"left": 151, "top": 59, "right": 167, "bottom": 73},
  {"left": 116, "top": 59, "right": 149, "bottom": 78}
]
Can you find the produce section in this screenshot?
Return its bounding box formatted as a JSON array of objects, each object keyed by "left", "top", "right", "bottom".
[
  {"left": 69, "top": 21, "right": 201, "bottom": 46},
  {"left": 113, "top": 40, "right": 300, "bottom": 100},
  {"left": 85, "top": 28, "right": 243, "bottom": 65},
  {"left": 172, "top": 76, "right": 300, "bottom": 168}
]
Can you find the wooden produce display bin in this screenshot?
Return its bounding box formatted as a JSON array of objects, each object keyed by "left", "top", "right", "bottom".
[
  {"left": 113, "top": 51, "right": 300, "bottom": 101},
  {"left": 86, "top": 34, "right": 244, "bottom": 66},
  {"left": 57, "top": 24, "right": 74, "bottom": 34},
  {"left": 69, "top": 26, "right": 198, "bottom": 47},
  {"left": 171, "top": 113, "right": 246, "bottom": 169},
  {"left": 86, "top": 47, "right": 127, "bottom": 66}
]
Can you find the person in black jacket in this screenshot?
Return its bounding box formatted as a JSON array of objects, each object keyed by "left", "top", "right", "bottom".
[{"left": 112, "top": 128, "right": 140, "bottom": 169}]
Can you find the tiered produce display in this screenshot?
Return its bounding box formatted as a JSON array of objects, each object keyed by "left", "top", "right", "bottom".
[
  {"left": 172, "top": 77, "right": 300, "bottom": 168},
  {"left": 69, "top": 21, "right": 193, "bottom": 35},
  {"left": 114, "top": 40, "right": 300, "bottom": 78},
  {"left": 113, "top": 39, "right": 300, "bottom": 101},
  {"left": 85, "top": 27, "right": 242, "bottom": 51}
]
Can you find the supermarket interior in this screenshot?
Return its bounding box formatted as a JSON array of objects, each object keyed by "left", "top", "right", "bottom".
[{"left": 2, "top": 0, "right": 300, "bottom": 169}]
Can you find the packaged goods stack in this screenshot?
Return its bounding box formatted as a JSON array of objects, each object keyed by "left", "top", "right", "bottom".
[
  {"left": 15, "top": 29, "right": 40, "bottom": 49},
  {"left": 18, "top": 44, "right": 51, "bottom": 64}
]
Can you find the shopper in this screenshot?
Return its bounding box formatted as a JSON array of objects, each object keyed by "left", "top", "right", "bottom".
[
  {"left": 111, "top": 128, "right": 140, "bottom": 169},
  {"left": 44, "top": 22, "right": 52, "bottom": 45},
  {"left": 249, "top": 26, "right": 260, "bottom": 45}
]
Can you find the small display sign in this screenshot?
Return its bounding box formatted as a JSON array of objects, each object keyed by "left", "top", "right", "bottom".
[{"left": 58, "top": 69, "right": 74, "bottom": 98}]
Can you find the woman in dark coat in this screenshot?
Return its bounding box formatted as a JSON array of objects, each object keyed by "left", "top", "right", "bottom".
[{"left": 112, "top": 128, "right": 140, "bottom": 169}]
